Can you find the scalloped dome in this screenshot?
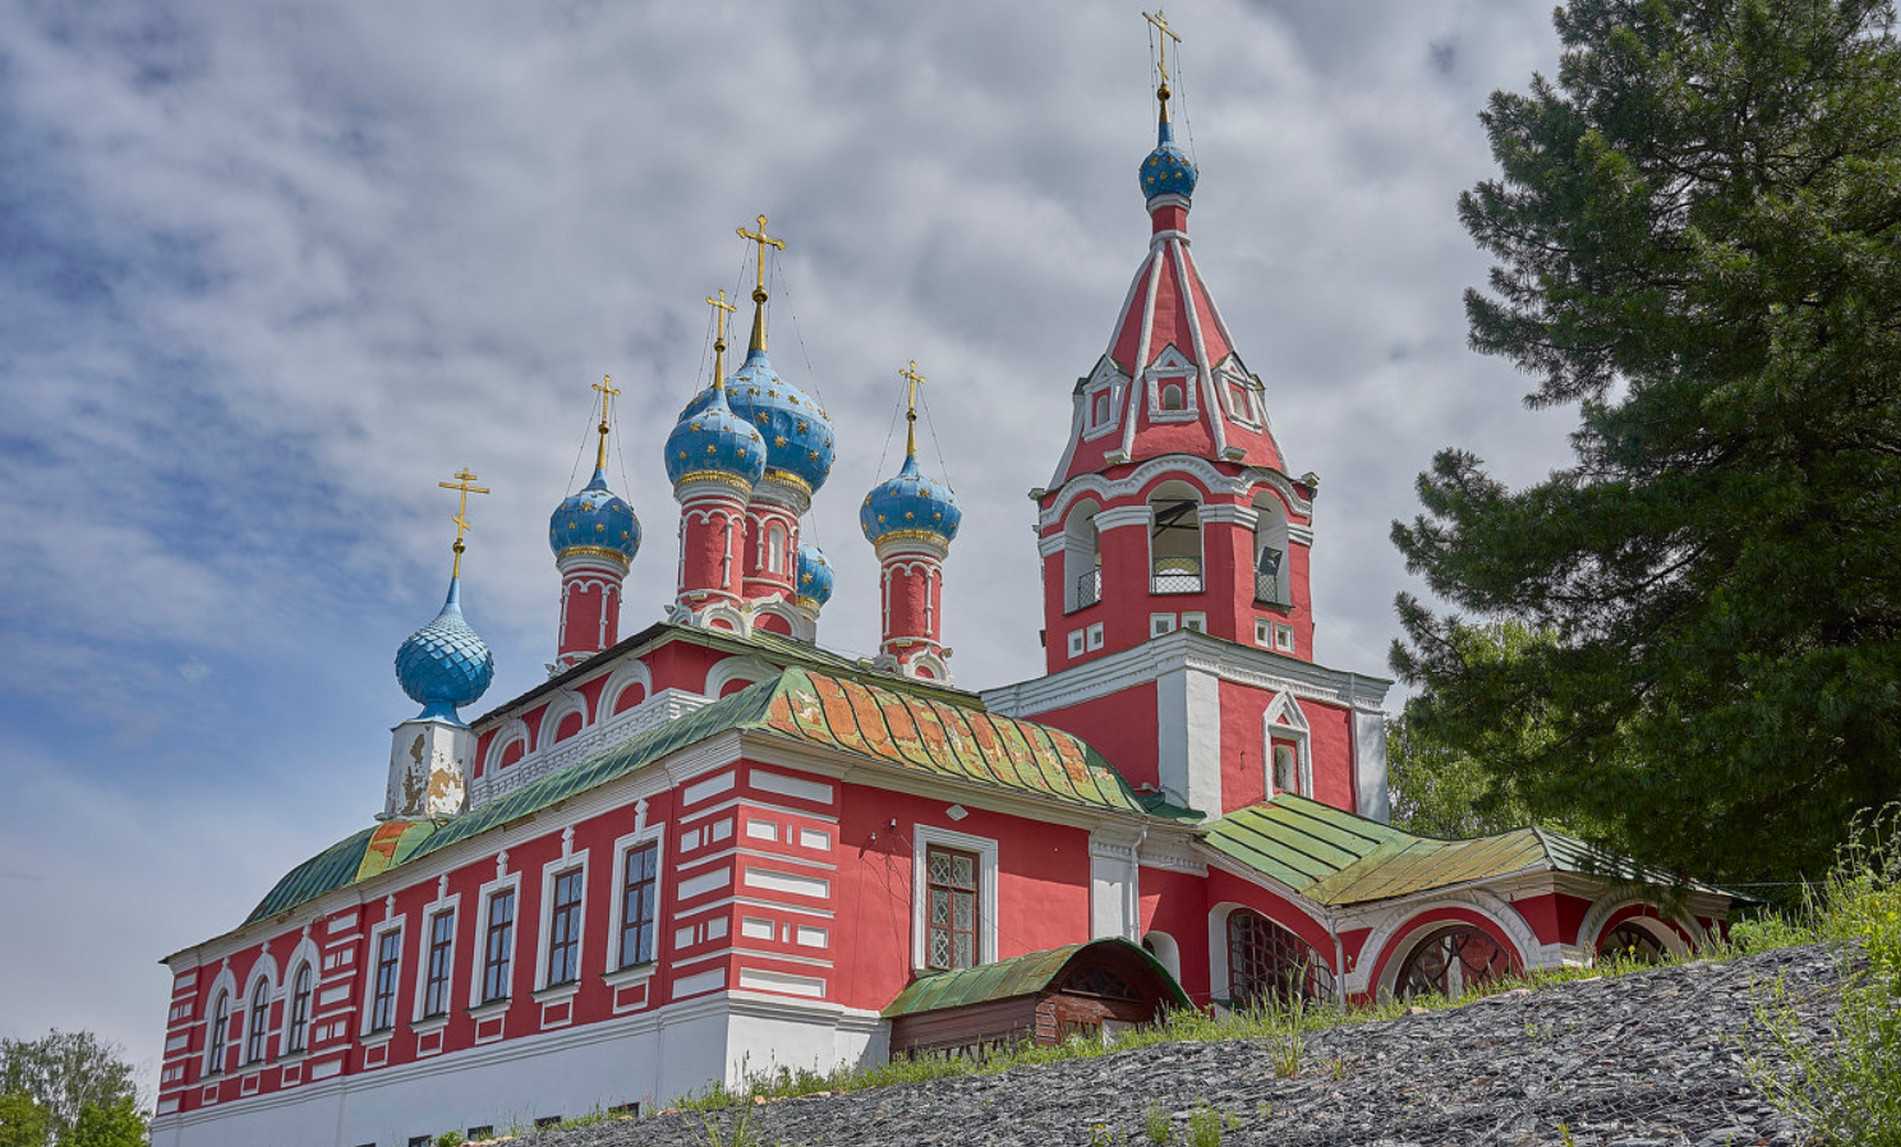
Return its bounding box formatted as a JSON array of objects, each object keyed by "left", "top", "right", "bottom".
[
  {"left": 664, "top": 385, "right": 768, "bottom": 491},
  {"left": 548, "top": 469, "right": 639, "bottom": 563},
  {"left": 395, "top": 578, "right": 494, "bottom": 722},
  {"left": 1140, "top": 119, "right": 1197, "bottom": 202},
  {"left": 723, "top": 348, "right": 835, "bottom": 495},
  {"left": 794, "top": 544, "right": 834, "bottom": 608},
  {"left": 860, "top": 454, "right": 961, "bottom": 547}
]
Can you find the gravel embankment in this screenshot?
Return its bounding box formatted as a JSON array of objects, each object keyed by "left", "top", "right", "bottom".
[{"left": 524, "top": 944, "right": 1843, "bottom": 1146}]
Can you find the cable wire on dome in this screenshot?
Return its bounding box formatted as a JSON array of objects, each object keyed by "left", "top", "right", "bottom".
[
  {"left": 772, "top": 257, "right": 827, "bottom": 405},
  {"left": 872, "top": 375, "right": 906, "bottom": 481},
  {"left": 565, "top": 389, "right": 597, "bottom": 493},
  {"left": 1177, "top": 33, "right": 1198, "bottom": 165},
  {"left": 919, "top": 387, "right": 957, "bottom": 492}
]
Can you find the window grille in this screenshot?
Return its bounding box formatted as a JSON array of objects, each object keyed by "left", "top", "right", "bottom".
[
  {"left": 618, "top": 844, "right": 658, "bottom": 969},
  {"left": 545, "top": 869, "right": 585, "bottom": 986},
  {"left": 924, "top": 845, "right": 980, "bottom": 971},
  {"left": 482, "top": 889, "right": 515, "bottom": 1003}
]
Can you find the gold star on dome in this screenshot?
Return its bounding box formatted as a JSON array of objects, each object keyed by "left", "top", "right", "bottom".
[
  {"left": 904, "top": 510, "right": 915, "bottom": 520},
  {"left": 706, "top": 444, "right": 718, "bottom": 454},
  {"left": 690, "top": 421, "right": 702, "bottom": 431},
  {"left": 774, "top": 435, "right": 787, "bottom": 447},
  {"left": 796, "top": 420, "right": 808, "bottom": 433}
]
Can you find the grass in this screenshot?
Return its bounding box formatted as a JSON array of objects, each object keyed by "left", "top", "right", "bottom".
[{"left": 1750, "top": 803, "right": 1901, "bottom": 1145}]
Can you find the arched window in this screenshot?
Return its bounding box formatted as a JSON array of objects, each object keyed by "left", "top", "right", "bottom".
[
  {"left": 206, "top": 991, "right": 230, "bottom": 1076},
  {"left": 1063, "top": 501, "right": 1103, "bottom": 612},
  {"left": 1092, "top": 392, "right": 1111, "bottom": 426},
  {"left": 1394, "top": 925, "right": 1512, "bottom": 999},
  {"left": 1598, "top": 921, "right": 1667, "bottom": 964},
  {"left": 1148, "top": 481, "right": 1202, "bottom": 595},
  {"left": 766, "top": 523, "right": 787, "bottom": 574},
  {"left": 1251, "top": 491, "right": 1292, "bottom": 606},
  {"left": 285, "top": 964, "right": 312, "bottom": 1054},
  {"left": 244, "top": 979, "right": 271, "bottom": 1064},
  {"left": 1160, "top": 382, "right": 1186, "bottom": 411},
  {"left": 1226, "top": 909, "right": 1334, "bottom": 1007}
]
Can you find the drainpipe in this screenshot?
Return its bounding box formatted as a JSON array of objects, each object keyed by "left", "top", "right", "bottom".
[{"left": 1328, "top": 910, "right": 1347, "bottom": 1012}]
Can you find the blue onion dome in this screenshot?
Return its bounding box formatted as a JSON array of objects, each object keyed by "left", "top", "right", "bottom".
[
  {"left": 547, "top": 468, "right": 639, "bottom": 564},
  {"left": 794, "top": 544, "right": 834, "bottom": 608},
  {"left": 395, "top": 577, "right": 494, "bottom": 722},
  {"left": 860, "top": 454, "right": 962, "bottom": 547},
  {"left": 1140, "top": 117, "right": 1197, "bottom": 202},
  {"left": 664, "top": 384, "right": 768, "bottom": 491},
  {"left": 723, "top": 348, "right": 836, "bottom": 496}
]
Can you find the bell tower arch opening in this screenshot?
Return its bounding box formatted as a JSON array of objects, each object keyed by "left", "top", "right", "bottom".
[
  {"left": 1063, "top": 500, "right": 1104, "bottom": 612},
  {"left": 1147, "top": 480, "right": 1203, "bottom": 596}
]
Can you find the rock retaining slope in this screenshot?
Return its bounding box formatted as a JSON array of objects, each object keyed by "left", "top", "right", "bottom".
[{"left": 530, "top": 945, "right": 1841, "bottom": 1147}]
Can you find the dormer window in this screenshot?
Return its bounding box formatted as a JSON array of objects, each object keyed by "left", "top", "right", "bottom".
[
  {"left": 1160, "top": 383, "right": 1185, "bottom": 411},
  {"left": 1144, "top": 348, "right": 1198, "bottom": 422},
  {"left": 1092, "top": 392, "right": 1111, "bottom": 426}
]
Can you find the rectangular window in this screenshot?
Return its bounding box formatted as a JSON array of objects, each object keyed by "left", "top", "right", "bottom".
[
  {"left": 546, "top": 869, "right": 585, "bottom": 986},
  {"left": 617, "top": 844, "right": 659, "bottom": 969},
  {"left": 1273, "top": 742, "right": 1300, "bottom": 796},
  {"left": 924, "top": 845, "right": 980, "bottom": 971},
  {"left": 482, "top": 890, "right": 515, "bottom": 1003},
  {"left": 423, "top": 910, "right": 455, "bottom": 1018},
  {"left": 1066, "top": 629, "right": 1085, "bottom": 657},
  {"left": 1254, "top": 618, "right": 1273, "bottom": 648},
  {"left": 1149, "top": 613, "right": 1177, "bottom": 638},
  {"left": 1085, "top": 622, "right": 1105, "bottom": 651},
  {"left": 1181, "top": 611, "right": 1206, "bottom": 633},
  {"left": 1275, "top": 624, "right": 1296, "bottom": 653},
  {"left": 286, "top": 967, "right": 311, "bottom": 1053},
  {"left": 370, "top": 929, "right": 401, "bottom": 1033}
]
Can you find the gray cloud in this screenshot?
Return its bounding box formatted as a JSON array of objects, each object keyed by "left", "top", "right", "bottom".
[{"left": 0, "top": 0, "right": 1573, "bottom": 1083}]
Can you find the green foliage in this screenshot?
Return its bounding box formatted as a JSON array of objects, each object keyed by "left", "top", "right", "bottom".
[
  {"left": 1144, "top": 1103, "right": 1173, "bottom": 1144},
  {"left": 1393, "top": 0, "right": 1901, "bottom": 884},
  {"left": 1184, "top": 1101, "right": 1234, "bottom": 1147},
  {"left": 0, "top": 1032, "right": 138, "bottom": 1147},
  {"left": 0, "top": 1092, "right": 49, "bottom": 1147},
  {"left": 1387, "top": 623, "right": 1546, "bottom": 838},
  {"left": 433, "top": 1132, "right": 465, "bottom": 1147},
  {"left": 1754, "top": 803, "right": 1901, "bottom": 1142},
  {"left": 62, "top": 1099, "right": 144, "bottom": 1147}
]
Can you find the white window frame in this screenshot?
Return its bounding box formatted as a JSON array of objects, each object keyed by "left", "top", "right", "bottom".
[
  {"left": 1275, "top": 623, "right": 1296, "bottom": 653},
  {"left": 1145, "top": 349, "right": 1200, "bottom": 423},
  {"left": 911, "top": 824, "right": 1000, "bottom": 972},
  {"left": 1263, "top": 691, "right": 1314, "bottom": 798},
  {"left": 237, "top": 959, "right": 276, "bottom": 1068},
  {"left": 1220, "top": 368, "right": 1264, "bottom": 428},
  {"left": 534, "top": 849, "right": 591, "bottom": 998},
  {"left": 1150, "top": 613, "right": 1178, "bottom": 638},
  {"left": 411, "top": 890, "right": 462, "bottom": 1028},
  {"left": 1080, "top": 363, "right": 1126, "bottom": 441},
  {"left": 1181, "top": 611, "right": 1207, "bottom": 633},
  {"left": 1066, "top": 629, "right": 1085, "bottom": 658},
  {"left": 468, "top": 869, "right": 523, "bottom": 1012},
  {"left": 603, "top": 821, "right": 667, "bottom": 983},
  {"left": 277, "top": 955, "right": 316, "bottom": 1060},
  {"left": 203, "top": 982, "right": 233, "bottom": 1078},
  {"left": 1255, "top": 618, "right": 1273, "bottom": 648},
  {"left": 1085, "top": 622, "right": 1105, "bottom": 651},
  {"left": 360, "top": 917, "right": 405, "bottom": 1039}
]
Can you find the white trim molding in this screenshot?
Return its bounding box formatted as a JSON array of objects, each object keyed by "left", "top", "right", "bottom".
[{"left": 910, "top": 824, "right": 1000, "bottom": 972}]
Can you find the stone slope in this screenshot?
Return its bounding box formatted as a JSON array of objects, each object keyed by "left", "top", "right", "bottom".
[{"left": 532, "top": 944, "right": 1842, "bottom": 1147}]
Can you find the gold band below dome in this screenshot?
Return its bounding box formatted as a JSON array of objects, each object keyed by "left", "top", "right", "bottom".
[
  {"left": 555, "top": 545, "right": 633, "bottom": 567},
  {"left": 760, "top": 467, "right": 814, "bottom": 497},
  {"left": 674, "top": 470, "right": 755, "bottom": 495},
  {"left": 873, "top": 528, "right": 952, "bottom": 545},
  {"left": 791, "top": 595, "right": 821, "bottom": 611}
]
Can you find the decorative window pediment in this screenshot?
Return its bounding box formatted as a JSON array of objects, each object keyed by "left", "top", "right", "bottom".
[
  {"left": 1080, "top": 356, "right": 1127, "bottom": 441},
  {"left": 1145, "top": 346, "right": 1199, "bottom": 423}
]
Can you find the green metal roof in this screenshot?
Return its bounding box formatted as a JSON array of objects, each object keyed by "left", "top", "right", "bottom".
[
  {"left": 1203, "top": 795, "right": 1720, "bottom": 906},
  {"left": 881, "top": 938, "right": 1191, "bottom": 1018},
  {"left": 244, "top": 667, "right": 1139, "bottom": 927}
]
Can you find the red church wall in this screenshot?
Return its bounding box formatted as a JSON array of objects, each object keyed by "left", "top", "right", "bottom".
[
  {"left": 1137, "top": 864, "right": 1211, "bottom": 1004},
  {"left": 1024, "top": 684, "right": 1160, "bottom": 793},
  {"left": 1512, "top": 891, "right": 1593, "bottom": 948},
  {"left": 1300, "top": 697, "right": 1355, "bottom": 812}
]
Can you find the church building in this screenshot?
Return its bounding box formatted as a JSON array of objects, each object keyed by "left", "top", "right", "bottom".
[{"left": 149, "top": 22, "right": 1733, "bottom": 1146}]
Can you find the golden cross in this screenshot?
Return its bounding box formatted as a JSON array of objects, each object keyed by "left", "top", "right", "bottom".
[
  {"left": 736, "top": 213, "right": 786, "bottom": 352},
  {"left": 436, "top": 467, "right": 491, "bottom": 579},
  {"left": 705, "top": 289, "right": 738, "bottom": 391},
  {"left": 591, "top": 374, "right": 621, "bottom": 472},
  {"left": 1144, "top": 9, "right": 1181, "bottom": 115},
  {"left": 899, "top": 359, "right": 927, "bottom": 459}
]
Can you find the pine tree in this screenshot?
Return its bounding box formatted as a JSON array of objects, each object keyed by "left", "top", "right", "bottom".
[{"left": 1393, "top": 0, "right": 1901, "bottom": 883}]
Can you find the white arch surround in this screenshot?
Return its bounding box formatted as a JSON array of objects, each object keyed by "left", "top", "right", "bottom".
[
  {"left": 202, "top": 964, "right": 238, "bottom": 1077},
  {"left": 1142, "top": 931, "right": 1183, "bottom": 984},
  {"left": 1263, "top": 691, "right": 1313, "bottom": 798},
  {"left": 1040, "top": 455, "right": 1314, "bottom": 529},
  {"left": 237, "top": 952, "right": 279, "bottom": 1066},
  {"left": 600, "top": 659, "right": 655, "bottom": 722},
  {"left": 482, "top": 717, "right": 531, "bottom": 776},
  {"left": 1358, "top": 890, "right": 1545, "bottom": 999},
  {"left": 1576, "top": 895, "right": 1702, "bottom": 958},
  {"left": 704, "top": 655, "right": 776, "bottom": 699},
  {"left": 276, "top": 934, "right": 320, "bottom": 1058},
  {"left": 540, "top": 689, "right": 589, "bottom": 748}
]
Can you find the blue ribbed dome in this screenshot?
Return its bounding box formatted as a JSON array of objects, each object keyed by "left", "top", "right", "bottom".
[
  {"left": 1140, "top": 119, "right": 1197, "bottom": 202},
  {"left": 794, "top": 544, "right": 834, "bottom": 607},
  {"left": 548, "top": 469, "right": 639, "bottom": 562},
  {"left": 860, "top": 455, "right": 961, "bottom": 547},
  {"left": 723, "top": 349, "right": 835, "bottom": 495},
  {"left": 664, "top": 385, "right": 768, "bottom": 490},
  {"left": 395, "top": 578, "right": 494, "bottom": 722}
]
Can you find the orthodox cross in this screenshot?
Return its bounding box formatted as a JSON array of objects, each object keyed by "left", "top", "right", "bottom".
[
  {"left": 1144, "top": 9, "right": 1181, "bottom": 116},
  {"left": 899, "top": 359, "right": 927, "bottom": 458},
  {"left": 735, "top": 213, "right": 786, "bottom": 351},
  {"left": 705, "top": 288, "right": 737, "bottom": 391},
  {"left": 592, "top": 373, "right": 620, "bottom": 472},
  {"left": 437, "top": 467, "right": 490, "bottom": 579}
]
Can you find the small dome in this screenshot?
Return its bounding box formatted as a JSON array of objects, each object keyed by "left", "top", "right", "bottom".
[
  {"left": 1140, "top": 119, "right": 1197, "bottom": 202},
  {"left": 794, "top": 544, "right": 834, "bottom": 607},
  {"left": 395, "top": 579, "right": 494, "bottom": 722},
  {"left": 548, "top": 469, "right": 639, "bottom": 563},
  {"left": 860, "top": 455, "right": 961, "bottom": 547},
  {"left": 664, "top": 385, "right": 768, "bottom": 491},
  {"left": 723, "top": 349, "right": 836, "bottom": 495}
]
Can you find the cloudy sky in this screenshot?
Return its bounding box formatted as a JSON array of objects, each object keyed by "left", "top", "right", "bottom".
[{"left": 0, "top": 0, "right": 1583, "bottom": 1087}]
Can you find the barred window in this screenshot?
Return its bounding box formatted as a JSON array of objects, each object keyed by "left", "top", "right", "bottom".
[
  {"left": 546, "top": 869, "right": 585, "bottom": 986},
  {"left": 924, "top": 845, "right": 980, "bottom": 971},
  {"left": 423, "top": 910, "right": 455, "bottom": 1018},
  {"left": 1226, "top": 909, "right": 1334, "bottom": 1007},
  {"left": 285, "top": 964, "right": 312, "bottom": 1053},
  {"left": 370, "top": 929, "right": 402, "bottom": 1032},
  {"left": 482, "top": 890, "right": 515, "bottom": 1003},
  {"left": 618, "top": 845, "right": 658, "bottom": 969},
  {"left": 1394, "top": 925, "right": 1512, "bottom": 999}
]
